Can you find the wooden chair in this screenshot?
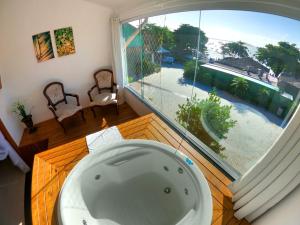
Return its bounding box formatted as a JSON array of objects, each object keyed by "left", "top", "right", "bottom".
[
  {"left": 43, "top": 82, "right": 85, "bottom": 131},
  {"left": 87, "top": 69, "right": 118, "bottom": 117}
]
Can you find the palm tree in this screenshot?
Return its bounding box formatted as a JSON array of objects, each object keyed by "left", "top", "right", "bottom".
[{"left": 230, "top": 77, "right": 249, "bottom": 98}]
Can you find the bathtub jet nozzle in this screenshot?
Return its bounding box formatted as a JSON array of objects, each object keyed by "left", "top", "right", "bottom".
[{"left": 164, "top": 187, "right": 171, "bottom": 194}]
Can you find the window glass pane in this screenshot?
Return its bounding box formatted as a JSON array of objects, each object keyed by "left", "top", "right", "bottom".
[
  {"left": 142, "top": 12, "right": 202, "bottom": 124},
  {"left": 139, "top": 16, "right": 164, "bottom": 111},
  {"left": 122, "top": 19, "right": 144, "bottom": 96},
  {"left": 122, "top": 10, "right": 300, "bottom": 175}
]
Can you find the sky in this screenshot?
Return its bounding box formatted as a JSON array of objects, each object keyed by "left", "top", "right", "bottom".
[{"left": 131, "top": 10, "right": 300, "bottom": 48}]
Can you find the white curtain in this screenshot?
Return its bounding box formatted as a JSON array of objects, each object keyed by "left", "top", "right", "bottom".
[
  {"left": 0, "top": 131, "right": 30, "bottom": 173},
  {"left": 229, "top": 106, "right": 300, "bottom": 222},
  {"left": 111, "top": 16, "right": 125, "bottom": 104}
]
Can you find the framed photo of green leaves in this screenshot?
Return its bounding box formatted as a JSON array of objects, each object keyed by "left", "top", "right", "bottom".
[
  {"left": 32, "top": 31, "right": 55, "bottom": 62},
  {"left": 54, "top": 27, "right": 76, "bottom": 57}
]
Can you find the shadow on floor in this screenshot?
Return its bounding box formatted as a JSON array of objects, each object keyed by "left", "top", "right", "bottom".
[{"left": 0, "top": 159, "right": 26, "bottom": 225}]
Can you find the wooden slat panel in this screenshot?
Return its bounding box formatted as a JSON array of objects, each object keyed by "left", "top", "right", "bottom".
[
  {"left": 214, "top": 209, "right": 235, "bottom": 225},
  {"left": 38, "top": 159, "right": 48, "bottom": 225},
  {"left": 228, "top": 216, "right": 243, "bottom": 225},
  {"left": 212, "top": 210, "right": 224, "bottom": 224}
]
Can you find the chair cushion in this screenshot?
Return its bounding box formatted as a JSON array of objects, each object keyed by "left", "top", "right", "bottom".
[
  {"left": 45, "top": 83, "right": 65, "bottom": 104},
  {"left": 90, "top": 93, "right": 117, "bottom": 106},
  {"left": 55, "top": 103, "right": 82, "bottom": 122},
  {"left": 95, "top": 71, "right": 113, "bottom": 89}
]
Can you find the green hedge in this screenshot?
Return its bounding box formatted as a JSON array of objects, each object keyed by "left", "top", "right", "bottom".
[{"left": 183, "top": 61, "right": 294, "bottom": 119}]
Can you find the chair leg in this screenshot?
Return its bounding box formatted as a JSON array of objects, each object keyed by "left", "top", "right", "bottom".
[
  {"left": 80, "top": 110, "right": 85, "bottom": 121},
  {"left": 91, "top": 107, "right": 96, "bottom": 118},
  {"left": 115, "top": 104, "right": 119, "bottom": 115},
  {"left": 58, "top": 121, "right": 66, "bottom": 133}
]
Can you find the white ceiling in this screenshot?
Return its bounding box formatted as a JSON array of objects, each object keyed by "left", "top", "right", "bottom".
[
  {"left": 85, "top": 0, "right": 150, "bottom": 12},
  {"left": 86, "top": 0, "right": 300, "bottom": 21}
]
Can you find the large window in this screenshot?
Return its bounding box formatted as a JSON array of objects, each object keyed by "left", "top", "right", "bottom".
[{"left": 121, "top": 10, "right": 300, "bottom": 176}]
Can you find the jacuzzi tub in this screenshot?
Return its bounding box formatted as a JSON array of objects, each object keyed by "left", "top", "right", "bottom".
[{"left": 58, "top": 140, "right": 212, "bottom": 225}]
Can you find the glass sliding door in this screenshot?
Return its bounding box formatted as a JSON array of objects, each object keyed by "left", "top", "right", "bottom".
[{"left": 121, "top": 10, "right": 300, "bottom": 177}]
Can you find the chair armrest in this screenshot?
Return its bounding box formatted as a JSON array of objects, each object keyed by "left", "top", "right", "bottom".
[
  {"left": 88, "top": 85, "right": 97, "bottom": 102},
  {"left": 66, "top": 93, "right": 80, "bottom": 106},
  {"left": 48, "top": 106, "right": 58, "bottom": 119}
]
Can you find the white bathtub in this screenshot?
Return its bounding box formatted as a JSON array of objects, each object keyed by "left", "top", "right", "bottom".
[{"left": 58, "top": 140, "right": 212, "bottom": 225}]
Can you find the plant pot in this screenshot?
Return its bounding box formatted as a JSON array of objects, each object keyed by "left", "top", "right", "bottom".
[{"left": 22, "top": 114, "right": 37, "bottom": 133}]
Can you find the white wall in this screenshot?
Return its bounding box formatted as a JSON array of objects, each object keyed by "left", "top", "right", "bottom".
[
  {"left": 0, "top": 0, "right": 113, "bottom": 144},
  {"left": 253, "top": 184, "right": 300, "bottom": 225},
  {"left": 124, "top": 89, "right": 152, "bottom": 116}
]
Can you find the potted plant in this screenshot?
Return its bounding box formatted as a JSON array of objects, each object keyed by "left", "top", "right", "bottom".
[{"left": 12, "top": 101, "right": 37, "bottom": 133}]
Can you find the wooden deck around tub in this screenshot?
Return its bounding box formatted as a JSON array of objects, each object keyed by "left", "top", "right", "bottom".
[{"left": 31, "top": 113, "right": 250, "bottom": 225}]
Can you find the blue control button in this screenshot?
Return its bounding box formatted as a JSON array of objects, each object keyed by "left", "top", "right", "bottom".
[{"left": 186, "top": 158, "right": 193, "bottom": 165}]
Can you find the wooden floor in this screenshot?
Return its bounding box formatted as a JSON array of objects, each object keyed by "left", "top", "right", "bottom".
[
  {"left": 20, "top": 103, "right": 138, "bottom": 149},
  {"left": 30, "top": 108, "right": 250, "bottom": 225}
]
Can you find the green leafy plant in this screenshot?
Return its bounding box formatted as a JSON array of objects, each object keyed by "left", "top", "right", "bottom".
[
  {"left": 12, "top": 101, "right": 36, "bottom": 133},
  {"left": 176, "top": 89, "right": 236, "bottom": 156},
  {"left": 256, "top": 41, "right": 300, "bottom": 77},
  {"left": 183, "top": 60, "right": 199, "bottom": 80},
  {"left": 207, "top": 88, "right": 220, "bottom": 104},
  {"left": 221, "top": 41, "right": 249, "bottom": 58},
  {"left": 202, "top": 89, "right": 237, "bottom": 139},
  {"left": 257, "top": 88, "right": 271, "bottom": 108},
  {"left": 12, "top": 101, "right": 28, "bottom": 120},
  {"left": 127, "top": 75, "right": 135, "bottom": 83},
  {"left": 135, "top": 58, "right": 161, "bottom": 76},
  {"left": 230, "top": 77, "right": 249, "bottom": 98},
  {"left": 174, "top": 24, "right": 208, "bottom": 53},
  {"left": 142, "top": 23, "right": 175, "bottom": 51}
]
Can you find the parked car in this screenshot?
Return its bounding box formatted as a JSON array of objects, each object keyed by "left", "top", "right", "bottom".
[{"left": 162, "top": 56, "right": 175, "bottom": 64}]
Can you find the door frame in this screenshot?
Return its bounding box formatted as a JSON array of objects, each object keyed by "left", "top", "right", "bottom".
[{"left": 0, "top": 118, "right": 17, "bottom": 150}]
